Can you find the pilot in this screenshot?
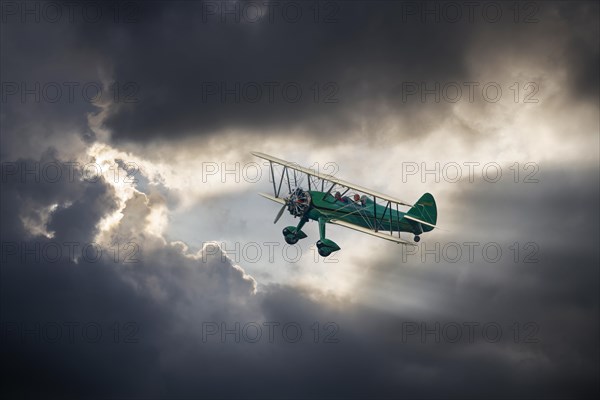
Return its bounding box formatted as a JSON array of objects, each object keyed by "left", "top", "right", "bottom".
[
  {"left": 353, "top": 194, "right": 361, "bottom": 203},
  {"left": 335, "top": 191, "right": 349, "bottom": 203}
]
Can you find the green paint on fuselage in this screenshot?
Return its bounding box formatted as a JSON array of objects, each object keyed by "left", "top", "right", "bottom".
[{"left": 306, "top": 191, "right": 417, "bottom": 234}]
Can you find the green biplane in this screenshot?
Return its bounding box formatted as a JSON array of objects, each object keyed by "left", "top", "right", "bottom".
[{"left": 252, "top": 152, "right": 438, "bottom": 257}]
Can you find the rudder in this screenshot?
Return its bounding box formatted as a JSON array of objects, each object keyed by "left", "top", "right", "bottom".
[{"left": 407, "top": 193, "right": 437, "bottom": 232}]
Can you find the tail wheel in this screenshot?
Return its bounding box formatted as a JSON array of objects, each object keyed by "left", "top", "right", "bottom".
[{"left": 414, "top": 235, "right": 421, "bottom": 242}]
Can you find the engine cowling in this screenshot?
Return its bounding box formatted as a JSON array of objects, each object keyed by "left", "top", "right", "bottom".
[{"left": 285, "top": 188, "right": 311, "bottom": 217}]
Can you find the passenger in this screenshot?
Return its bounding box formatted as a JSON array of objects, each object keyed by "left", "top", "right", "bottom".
[
  {"left": 334, "top": 191, "right": 349, "bottom": 203},
  {"left": 353, "top": 194, "right": 361, "bottom": 203},
  {"left": 360, "top": 195, "right": 367, "bottom": 206}
]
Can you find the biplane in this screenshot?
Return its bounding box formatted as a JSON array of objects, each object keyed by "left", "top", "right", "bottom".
[{"left": 252, "top": 152, "right": 438, "bottom": 257}]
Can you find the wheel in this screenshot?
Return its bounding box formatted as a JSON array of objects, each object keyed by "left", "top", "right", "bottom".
[
  {"left": 318, "top": 248, "right": 331, "bottom": 257},
  {"left": 285, "top": 235, "right": 298, "bottom": 245},
  {"left": 414, "top": 235, "right": 421, "bottom": 243}
]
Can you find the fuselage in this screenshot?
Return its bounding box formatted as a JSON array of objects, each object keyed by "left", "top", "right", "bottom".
[{"left": 304, "top": 191, "right": 418, "bottom": 234}]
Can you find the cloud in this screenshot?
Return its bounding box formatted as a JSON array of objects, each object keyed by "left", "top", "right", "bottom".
[
  {"left": 0, "top": 153, "right": 257, "bottom": 397},
  {"left": 2, "top": 152, "right": 598, "bottom": 398},
  {"left": 2, "top": 1, "right": 587, "bottom": 147}
]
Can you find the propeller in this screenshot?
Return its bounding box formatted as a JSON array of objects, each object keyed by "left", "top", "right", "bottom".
[
  {"left": 272, "top": 188, "right": 312, "bottom": 224},
  {"left": 274, "top": 204, "right": 286, "bottom": 224}
]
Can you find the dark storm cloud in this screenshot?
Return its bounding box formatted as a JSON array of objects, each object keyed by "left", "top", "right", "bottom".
[
  {"left": 0, "top": 149, "right": 118, "bottom": 241},
  {"left": 108, "top": 1, "right": 598, "bottom": 143},
  {"left": 352, "top": 166, "right": 599, "bottom": 397},
  {"left": 556, "top": 1, "right": 600, "bottom": 100},
  {"left": 0, "top": 153, "right": 257, "bottom": 397},
  {"left": 27, "top": 0, "right": 587, "bottom": 144},
  {"left": 1, "top": 153, "right": 598, "bottom": 398},
  {"left": 3, "top": 1, "right": 597, "bottom": 151},
  {"left": 0, "top": 14, "right": 109, "bottom": 160}
]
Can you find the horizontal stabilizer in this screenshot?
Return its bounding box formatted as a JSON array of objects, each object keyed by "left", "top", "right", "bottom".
[{"left": 402, "top": 215, "right": 438, "bottom": 229}]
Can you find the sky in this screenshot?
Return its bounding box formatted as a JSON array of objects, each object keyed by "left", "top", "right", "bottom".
[{"left": 1, "top": 1, "right": 599, "bottom": 398}]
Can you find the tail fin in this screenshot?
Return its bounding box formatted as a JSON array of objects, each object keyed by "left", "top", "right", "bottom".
[{"left": 407, "top": 193, "right": 437, "bottom": 232}]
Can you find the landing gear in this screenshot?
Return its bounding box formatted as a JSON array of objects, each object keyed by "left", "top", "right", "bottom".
[
  {"left": 316, "top": 240, "right": 339, "bottom": 257},
  {"left": 316, "top": 218, "right": 341, "bottom": 257},
  {"left": 317, "top": 244, "right": 332, "bottom": 257},
  {"left": 414, "top": 235, "right": 421, "bottom": 243},
  {"left": 282, "top": 217, "right": 308, "bottom": 245},
  {"left": 285, "top": 235, "right": 299, "bottom": 245}
]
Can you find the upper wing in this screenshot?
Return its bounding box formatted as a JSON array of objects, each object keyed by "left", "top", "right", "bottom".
[
  {"left": 329, "top": 219, "right": 416, "bottom": 246},
  {"left": 252, "top": 151, "right": 415, "bottom": 207}
]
